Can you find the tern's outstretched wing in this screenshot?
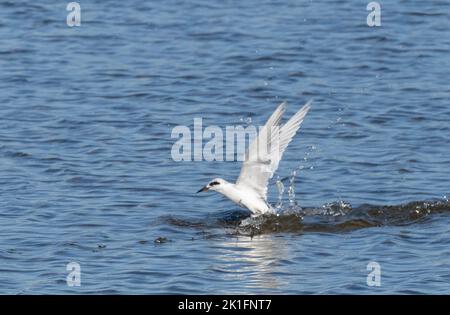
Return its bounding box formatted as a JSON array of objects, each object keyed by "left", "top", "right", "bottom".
[{"left": 236, "top": 100, "right": 311, "bottom": 200}]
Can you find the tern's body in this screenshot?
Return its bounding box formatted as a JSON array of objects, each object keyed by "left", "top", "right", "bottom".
[
  {"left": 210, "top": 180, "right": 271, "bottom": 215},
  {"left": 198, "top": 101, "right": 312, "bottom": 216}
]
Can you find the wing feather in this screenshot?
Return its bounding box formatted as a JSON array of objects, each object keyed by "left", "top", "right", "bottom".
[{"left": 236, "top": 101, "right": 311, "bottom": 200}]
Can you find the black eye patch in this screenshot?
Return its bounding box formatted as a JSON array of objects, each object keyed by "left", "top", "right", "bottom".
[{"left": 209, "top": 181, "right": 220, "bottom": 186}]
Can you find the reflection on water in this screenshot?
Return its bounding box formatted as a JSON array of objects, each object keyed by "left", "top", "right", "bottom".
[
  {"left": 211, "top": 235, "right": 289, "bottom": 292},
  {"left": 157, "top": 198, "right": 450, "bottom": 294}
]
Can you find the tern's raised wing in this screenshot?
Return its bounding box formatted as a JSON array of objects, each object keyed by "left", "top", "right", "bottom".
[{"left": 236, "top": 101, "right": 311, "bottom": 200}]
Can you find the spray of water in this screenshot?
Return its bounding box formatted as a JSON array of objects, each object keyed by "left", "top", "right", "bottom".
[
  {"left": 272, "top": 144, "right": 317, "bottom": 212},
  {"left": 275, "top": 176, "right": 285, "bottom": 210},
  {"left": 288, "top": 169, "right": 297, "bottom": 206}
]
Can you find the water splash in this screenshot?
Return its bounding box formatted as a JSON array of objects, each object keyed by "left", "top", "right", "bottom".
[
  {"left": 287, "top": 169, "right": 297, "bottom": 206},
  {"left": 270, "top": 144, "right": 317, "bottom": 210},
  {"left": 164, "top": 199, "right": 450, "bottom": 236},
  {"left": 275, "top": 176, "right": 285, "bottom": 210},
  {"left": 321, "top": 200, "right": 352, "bottom": 216},
  {"left": 239, "top": 116, "right": 253, "bottom": 125}
]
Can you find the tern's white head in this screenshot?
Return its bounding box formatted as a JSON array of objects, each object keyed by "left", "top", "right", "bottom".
[{"left": 197, "top": 178, "right": 229, "bottom": 193}]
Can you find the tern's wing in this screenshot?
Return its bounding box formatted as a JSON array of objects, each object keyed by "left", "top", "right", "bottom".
[{"left": 236, "top": 101, "right": 311, "bottom": 200}]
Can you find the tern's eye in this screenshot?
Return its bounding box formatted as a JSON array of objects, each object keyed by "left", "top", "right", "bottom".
[{"left": 210, "top": 181, "right": 220, "bottom": 186}]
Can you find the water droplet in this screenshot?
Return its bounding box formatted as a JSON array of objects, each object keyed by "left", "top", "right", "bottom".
[
  {"left": 275, "top": 177, "right": 285, "bottom": 209},
  {"left": 288, "top": 170, "right": 297, "bottom": 206}
]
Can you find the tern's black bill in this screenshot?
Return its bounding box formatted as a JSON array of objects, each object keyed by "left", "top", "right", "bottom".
[{"left": 197, "top": 186, "right": 209, "bottom": 193}]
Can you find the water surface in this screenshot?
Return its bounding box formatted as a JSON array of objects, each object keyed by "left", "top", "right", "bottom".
[{"left": 0, "top": 0, "right": 449, "bottom": 294}]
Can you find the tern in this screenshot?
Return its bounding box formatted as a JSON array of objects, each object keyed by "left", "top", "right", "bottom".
[{"left": 197, "top": 100, "right": 312, "bottom": 216}]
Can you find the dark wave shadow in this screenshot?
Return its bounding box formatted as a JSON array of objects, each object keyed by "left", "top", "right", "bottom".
[{"left": 161, "top": 199, "right": 450, "bottom": 236}]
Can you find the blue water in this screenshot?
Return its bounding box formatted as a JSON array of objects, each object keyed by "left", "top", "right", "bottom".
[{"left": 1, "top": 0, "right": 449, "bottom": 294}]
